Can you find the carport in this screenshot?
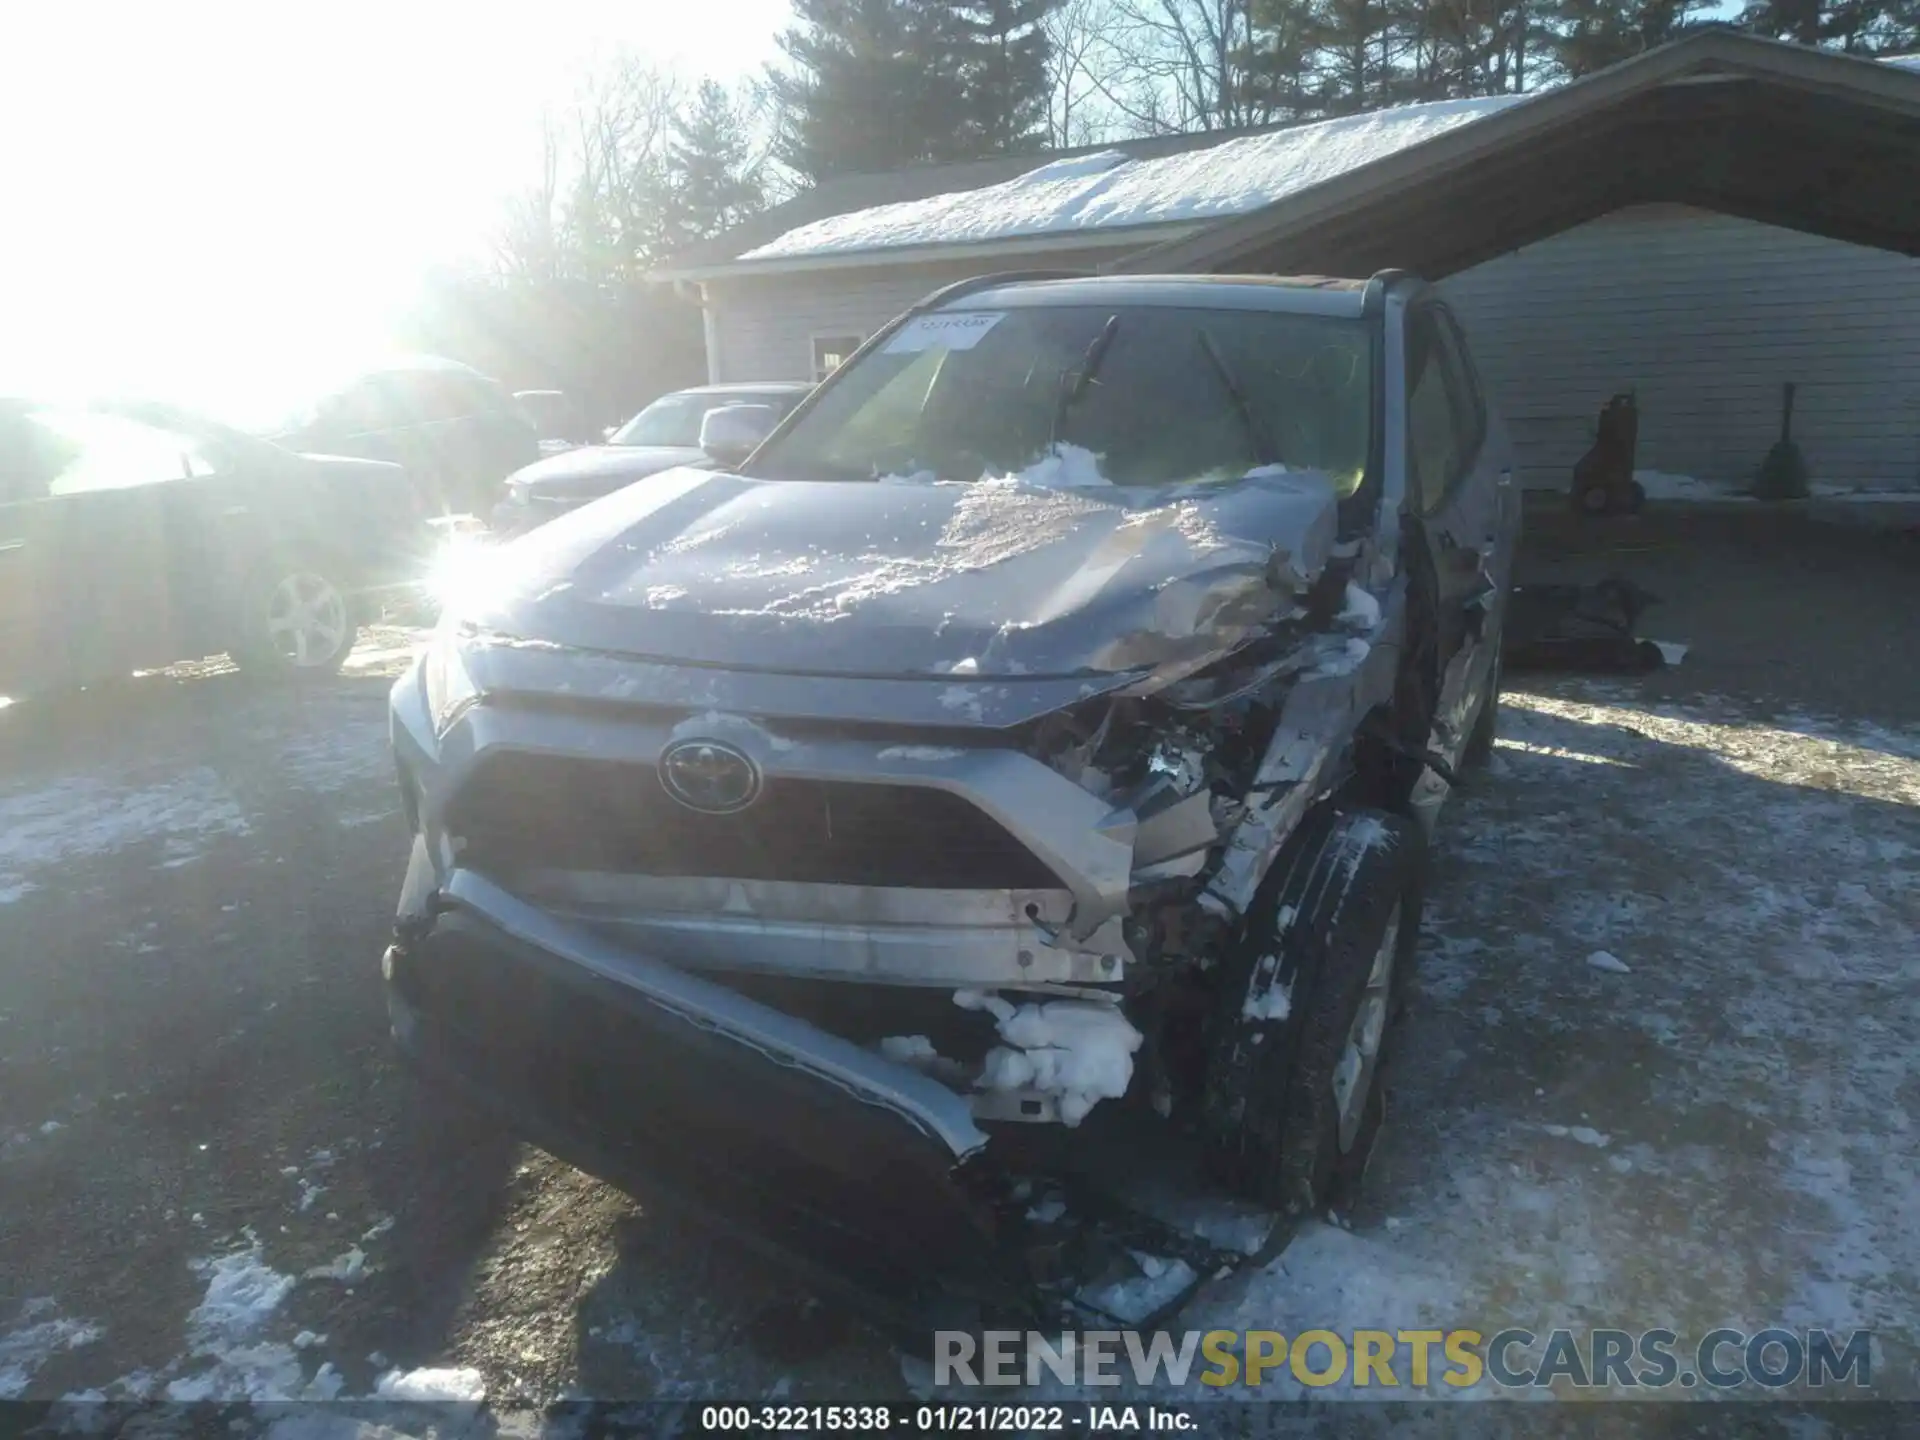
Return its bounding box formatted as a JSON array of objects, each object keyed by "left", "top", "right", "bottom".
[
  {"left": 1123, "top": 29, "right": 1920, "bottom": 283},
  {"left": 1124, "top": 29, "right": 1920, "bottom": 512}
]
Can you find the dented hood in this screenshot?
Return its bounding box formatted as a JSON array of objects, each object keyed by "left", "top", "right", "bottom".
[{"left": 464, "top": 465, "right": 1340, "bottom": 679}]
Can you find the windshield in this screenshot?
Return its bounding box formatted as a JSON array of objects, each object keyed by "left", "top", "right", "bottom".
[
  {"left": 613, "top": 392, "right": 792, "bottom": 448},
  {"left": 749, "top": 304, "right": 1372, "bottom": 492}
]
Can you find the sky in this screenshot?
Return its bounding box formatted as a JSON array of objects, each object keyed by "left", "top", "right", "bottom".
[{"left": 1, "top": 0, "right": 790, "bottom": 424}]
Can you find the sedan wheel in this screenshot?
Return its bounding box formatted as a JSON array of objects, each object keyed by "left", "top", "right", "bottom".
[
  {"left": 231, "top": 562, "right": 358, "bottom": 678},
  {"left": 267, "top": 572, "right": 350, "bottom": 669}
]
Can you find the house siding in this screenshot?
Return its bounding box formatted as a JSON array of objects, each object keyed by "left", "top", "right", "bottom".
[
  {"left": 705, "top": 206, "right": 1920, "bottom": 491},
  {"left": 1439, "top": 204, "right": 1920, "bottom": 490}
]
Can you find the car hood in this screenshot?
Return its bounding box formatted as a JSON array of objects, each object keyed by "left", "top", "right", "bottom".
[
  {"left": 460, "top": 466, "right": 1342, "bottom": 679},
  {"left": 511, "top": 445, "right": 709, "bottom": 502}
]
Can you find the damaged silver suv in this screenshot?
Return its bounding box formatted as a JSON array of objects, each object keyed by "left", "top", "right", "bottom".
[{"left": 384, "top": 272, "right": 1518, "bottom": 1324}]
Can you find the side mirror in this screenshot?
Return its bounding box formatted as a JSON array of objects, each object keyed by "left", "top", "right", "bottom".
[{"left": 699, "top": 404, "right": 777, "bottom": 468}]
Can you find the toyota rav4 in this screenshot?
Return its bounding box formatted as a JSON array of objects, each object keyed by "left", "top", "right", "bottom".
[{"left": 383, "top": 271, "right": 1519, "bottom": 1325}]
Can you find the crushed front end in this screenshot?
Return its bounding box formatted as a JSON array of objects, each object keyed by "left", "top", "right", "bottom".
[{"left": 382, "top": 459, "right": 1414, "bottom": 1324}]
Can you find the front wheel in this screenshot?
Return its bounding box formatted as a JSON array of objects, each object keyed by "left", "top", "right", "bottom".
[
  {"left": 229, "top": 561, "right": 359, "bottom": 678},
  {"left": 1203, "top": 808, "right": 1425, "bottom": 1217}
]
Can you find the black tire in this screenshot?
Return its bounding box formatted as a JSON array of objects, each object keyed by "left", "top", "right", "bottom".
[
  {"left": 228, "top": 559, "right": 359, "bottom": 679},
  {"left": 1203, "top": 808, "right": 1425, "bottom": 1217},
  {"left": 1462, "top": 652, "right": 1501, "bottom": 771}
]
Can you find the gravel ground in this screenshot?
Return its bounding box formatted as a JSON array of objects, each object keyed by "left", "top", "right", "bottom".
[{"left": 0, "top": 513, "right": 1914, "bottom": 1420}]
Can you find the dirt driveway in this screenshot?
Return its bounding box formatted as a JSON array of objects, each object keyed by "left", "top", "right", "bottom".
[{"left": 0, "top": 512, "right": 1914, "bottom": 1416}]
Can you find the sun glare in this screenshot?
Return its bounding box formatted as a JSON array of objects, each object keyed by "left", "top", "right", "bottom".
[{"left": 1, "top": 0, "right": 784, "bottom": 420}]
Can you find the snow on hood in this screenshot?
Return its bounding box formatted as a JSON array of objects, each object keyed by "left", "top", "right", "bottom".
[
  {"left": 460, "top": 464, "right": 1339, "bottom": 680},
  {"left": 508, "top": 443, "right": 709, "bottom": 502},
  {"left": 742, "top": 94, "right": 1525, "bottom": 261}
]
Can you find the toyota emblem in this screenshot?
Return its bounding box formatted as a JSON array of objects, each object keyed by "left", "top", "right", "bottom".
[{"left": 658, "top": 738, "right": 761, "bottom": 814}]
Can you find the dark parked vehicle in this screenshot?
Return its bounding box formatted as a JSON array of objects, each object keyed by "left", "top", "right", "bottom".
[
  {"left": 0, "top": 399, "right": 434, "bottom": 693},
  {"left": 491, "top": 381, "right": 811, "bottom": 535},
  {"left": 274, "top": 357, "right": 540, "bottom": 520},
  {"left": 385, "top": 273, "right": 1518, "bottom": 1326},
  {"left": 513, "top": 390, "right": 598, "bottom": 455}
]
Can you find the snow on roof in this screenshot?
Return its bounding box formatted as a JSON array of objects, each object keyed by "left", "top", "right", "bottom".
[
  {"left": 1884, "top": 53, "right": 1920, "bottom": 71},
  {"left": 742, "top": 94, "right": 1529, "bottom": 262}
]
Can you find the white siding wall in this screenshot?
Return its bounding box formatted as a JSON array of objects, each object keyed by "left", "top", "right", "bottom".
[
  {"left": 703, "top": 250, "right": 1132, "bottom": 385},
  {"left": 706, "top": 208, "right": 1920, "bottom": 491},
  {"left": 1439, "top": 204, "right": 1920, "bottom": 490}
]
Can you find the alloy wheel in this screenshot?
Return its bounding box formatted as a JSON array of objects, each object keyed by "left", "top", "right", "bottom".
[
  {"left": 1332, "top": 903, "right": 1402, "bottom": 1153},
  {"left": 265, "top": 572, "right": 349, "bottom": 668}
]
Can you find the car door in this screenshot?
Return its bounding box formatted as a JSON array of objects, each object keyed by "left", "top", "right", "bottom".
[
  {"left": 0, "top": 494, "right": 47, "bottom": 693},
  {"left": 0, "top": 407, "right": 67, "bottom": 690},
  {"left": 1403, "top": 301, "right": 1518, "bottom": 754},
  {"left": 28, "top": 410, "right": 236, "bottom": 681}
]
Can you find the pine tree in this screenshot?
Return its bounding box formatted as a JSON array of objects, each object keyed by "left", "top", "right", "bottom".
[
  {"left": 771, "top": 0, "right": 970, "bottom": 181},
  {"left": 943, "top": 1, "right": 1063, "bottom": 154},
  {"left": 1402, "top": 0, "right": 1547, "bottom": 97},
  {"left": 1299, "top": 0, "right": 1414, "bottom": 113},
  {"left": 1239, "top": 0, "right": 1323, "bottom": 121},
  {"left": 666, "top": 79, "right": 768, "bottom": 247},
  {"left": 1740, "top": 0, "right": 1920, "bottom": 51},
  {"left": 1549, "top": 0, "right": 1707, "bottom": 77}
]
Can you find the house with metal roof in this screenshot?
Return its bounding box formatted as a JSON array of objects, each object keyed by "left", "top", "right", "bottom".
[{"left": 657, "top": 31, "right": 1920, "bottom": 493}]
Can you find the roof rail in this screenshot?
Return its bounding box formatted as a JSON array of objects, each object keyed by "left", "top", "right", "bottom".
[
  {"left": 1362, "top": 268, "right": 1419, "bottom": 317},
  {"left": 911, "top": 269, "right": 1095, "bottom": 312}
]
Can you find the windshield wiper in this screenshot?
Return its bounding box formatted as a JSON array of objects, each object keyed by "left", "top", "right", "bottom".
[
  {"left": 1050, "top": 314, "right": 1121, "bottom": 447},
  {"left": 1198, "top": 329, "right": 1278, "bottom": 466}
]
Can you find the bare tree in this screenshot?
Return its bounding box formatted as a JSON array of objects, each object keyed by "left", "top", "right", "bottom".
[
  {"left": 493, "top": 53, "right": 685, "bottom": 288},
  {"left": 496, "top": 111, "right": 566, "bottom": 281},
  {"left": 1088, "top": 0, "right": 1266, "bottom": 133},
  {"left": 566, "top": 56, "right": 683, "bottom": 282},
  {"left": 1045, "top": 0, "right": 1122, "bottom": 145}
]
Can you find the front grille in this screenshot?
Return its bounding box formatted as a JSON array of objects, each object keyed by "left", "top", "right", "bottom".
[{"left": 447, "top": 753, "right": 1061, "bottom": 890}]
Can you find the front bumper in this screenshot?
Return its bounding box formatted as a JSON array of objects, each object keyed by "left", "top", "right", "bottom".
[{"left": 386, "top": 855, "right": 1019, "bottom": 1321}]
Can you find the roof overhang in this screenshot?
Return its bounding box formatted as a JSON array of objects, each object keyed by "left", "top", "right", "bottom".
[
  {"left": 1122, "top": 30, "right": 1920, "bottom": 279},
  {"left": 650, "top": 222, "right": 1205, "bottom": 285}
]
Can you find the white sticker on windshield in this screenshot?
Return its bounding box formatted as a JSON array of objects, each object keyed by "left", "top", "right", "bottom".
[{"left": 883, "top": 311, "right": 1005, "bottom": 354}]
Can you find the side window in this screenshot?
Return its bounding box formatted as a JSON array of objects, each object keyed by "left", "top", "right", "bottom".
[
  {"left": 811, "top": 335, "right": 863, "bottom": 384},
  {"left": 1405, "top": 310, "right": 1461, "bottom": 512},
  {"left": 322, "top": 377, "right": 405, "bottom": 435},
  {"left": 387, "top": 373, "right": 481, "bottom": 426},
  {"left": 821, "top": 349, "right": 946, "bottom": 469},
  {"left": 35, "top": 412, "right": 219, "bottom": 497},
  {"left": 1433, "top": 307, "right": 1486, "bottom": 468},
  {"left": 1406, "top": 305, "right": 1483, "bottom": 512}
]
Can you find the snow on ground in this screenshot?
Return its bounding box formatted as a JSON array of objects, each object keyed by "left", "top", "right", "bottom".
[
  {"left": 269, "top": 711, "right": 400, "bottom": 792},
  {"left": 0, "top": 767, "right": 250, "bottom": 901},
  {"left": 1002, "top": 683, "right": 1919, "bottom": 1403},
  {"left": 163, "top": 1246, "right": 307, "bottom": 1401},
  {"left": 0, "top": 1301, "right": 102, "bottom": 1399},
  {"left": 373, "top": 1366, "right": 488, "bottom": 1402},
  {"left": 1636, "top": 469, "right": 1920, "bottom": 506},
  {"left": 1318, "top": 685, "right": 1920, "bottom": 1396},
  {"left": 0, "top": 632, "right": 419, "bottom": 903},
  {"left": 1081, "top": 1255, "right": 1200, "bottom": 1326},
  {"left": 744, "top": 95, "right": 1524, "bottom": 260}
]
